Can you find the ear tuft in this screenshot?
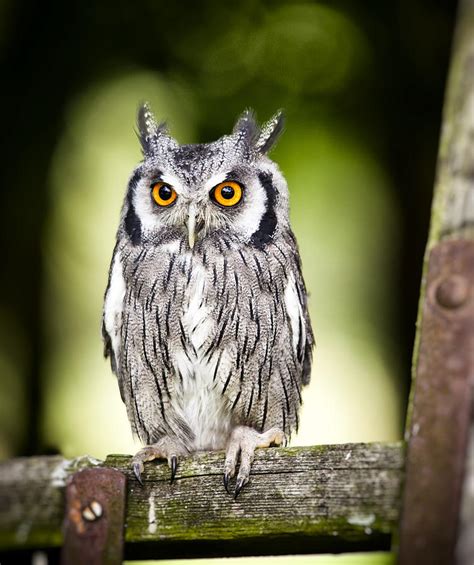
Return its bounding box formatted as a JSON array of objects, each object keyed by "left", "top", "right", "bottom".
[
  {"left": 255, "top": 110, "right": 285, "bottom": 154},
  {"left": 136, "top": 102, "right": 169, "bottom": 157},
  {"left": 232, "top": 108, "right": 260, "bottom": 145}
]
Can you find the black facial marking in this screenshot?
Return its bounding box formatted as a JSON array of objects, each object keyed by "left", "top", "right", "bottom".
[
  {"left": 250, "top": 171, "right": 277, "bottom": 249},
  {"left": 124, "top": 170, "right": 143, "bottom": 245}
]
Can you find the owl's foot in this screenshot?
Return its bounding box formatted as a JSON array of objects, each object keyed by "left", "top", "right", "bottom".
[
  {"left": 132, "top": 437, "right": 188, "bottom": 485},
  {"left": 223, "top": 426, "right": 286, "bottom": 498}
]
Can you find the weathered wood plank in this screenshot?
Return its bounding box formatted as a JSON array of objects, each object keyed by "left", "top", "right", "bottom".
[{"left": 0, "top": 443, "right": 403, "bottom": 558}]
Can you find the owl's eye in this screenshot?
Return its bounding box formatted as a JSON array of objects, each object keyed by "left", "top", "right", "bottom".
[
  {"left": 210, "top": 181, "right": 243, "bottom": 207},
  {"left": 151, "top": 182, "right": 177, "bottom": 207}
]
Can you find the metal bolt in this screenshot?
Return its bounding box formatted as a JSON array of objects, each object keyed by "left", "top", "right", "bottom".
[
  {"left": 82, "top": 500, "right": 103, "bottom": 521},
  {"left": 435, "top": 275, "right": 470, "bottom": 309}
]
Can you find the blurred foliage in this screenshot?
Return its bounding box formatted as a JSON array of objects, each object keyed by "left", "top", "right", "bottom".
[{"left": 0, "top": 0, "right": 455, "bottom": 469}]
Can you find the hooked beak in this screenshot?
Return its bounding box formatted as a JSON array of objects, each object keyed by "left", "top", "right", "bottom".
[{"left": 187, "top": 203, "right": 196, "bottom": 249}]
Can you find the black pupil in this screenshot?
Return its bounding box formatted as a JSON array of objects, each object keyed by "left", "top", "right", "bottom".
[
  {"left": 158, "top": 184, "right": 172, "bottom": 201},
  {"left": 221, "top": 185, "right": 235, "bottom": 199}
]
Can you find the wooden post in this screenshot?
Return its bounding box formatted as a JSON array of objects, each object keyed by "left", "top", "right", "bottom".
[
  {"left": 61, "top": 467, "right": 126, "bottom": 565},
  {"left": 398, "top": 0, "right": 474, "bottom": 562}
]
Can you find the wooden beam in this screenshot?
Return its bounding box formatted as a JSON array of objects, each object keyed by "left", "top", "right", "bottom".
[{"left": 0, "top": 442, "right": 403, "bottom": 559}]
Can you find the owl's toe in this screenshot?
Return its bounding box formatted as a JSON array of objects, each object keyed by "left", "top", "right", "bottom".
[
  {"left": 223, "top": 426, "right": 286, "bottom": 498},
  {"left": 131, "top": 439, "right": 187, "bottom": 485}
]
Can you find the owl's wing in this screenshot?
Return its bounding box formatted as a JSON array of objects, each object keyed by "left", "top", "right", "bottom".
[
  {"left": 103, "top": 244, "right": 195, "bottom": 445},
  {"left": 205, "top": 237, "right": 313, "bottom": 437},
  {"left": 289, "top": 258, "right": 314, "bottom": 386}
]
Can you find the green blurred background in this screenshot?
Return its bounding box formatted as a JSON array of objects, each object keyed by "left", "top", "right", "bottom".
[{"left": 0, "top": 0, "right": 456, "bottom": 562}]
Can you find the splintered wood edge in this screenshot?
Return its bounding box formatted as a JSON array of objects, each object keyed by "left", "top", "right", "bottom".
[{"left": 0, "top": 442, "right": 403, "bottom": 557}]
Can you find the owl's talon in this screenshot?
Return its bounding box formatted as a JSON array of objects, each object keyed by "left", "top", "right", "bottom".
[
  {"left": 133, "top": 462, "right": 144, "bottom": 486},
  {"left": 234, "top": 478, "right": 246, "bottom": 499},
  {"left": 223, "top": 473, "right": 231, "bottom": 493},
  {"left": 224, "top": 426, "right": 286, "bottom": 496},
  {"left": 131, "top": 438, "right": 188, "bottom": 486},
  {"left": 170, "top": 456, "right": 178, "bottom": 484}
]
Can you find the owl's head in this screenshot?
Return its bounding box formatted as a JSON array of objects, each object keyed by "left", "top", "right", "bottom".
[{"left": 122, "top": 103, "right": 289, "bottom": 250}]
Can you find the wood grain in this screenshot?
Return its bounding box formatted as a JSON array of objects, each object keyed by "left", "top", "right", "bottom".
[{"left": 0, "top": 443, "right": 403, "bottom": 558}]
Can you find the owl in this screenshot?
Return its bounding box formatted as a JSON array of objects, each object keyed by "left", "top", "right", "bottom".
[{"left": 102, "top": 103, "right": 314, "bottom": 497}]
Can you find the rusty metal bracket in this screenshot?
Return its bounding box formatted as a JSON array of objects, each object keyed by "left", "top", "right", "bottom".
[
  {"left": 61, "top": 467, "right": 126, "bottom": 565},
  {"left": 399, "top": 239, "right": 474, "bottom": 564}
]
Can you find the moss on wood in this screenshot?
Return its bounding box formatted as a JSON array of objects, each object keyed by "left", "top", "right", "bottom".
[{"left": 0, "top": 443, "right": 402, "bottom": 557}]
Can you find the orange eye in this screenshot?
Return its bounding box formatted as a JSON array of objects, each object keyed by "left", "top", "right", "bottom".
[
  {"left": 151, "top": 182, "right": 177, "bottom": 207},
  {"left": 210, "top": 181, "right": 243, "bottom": 207}
]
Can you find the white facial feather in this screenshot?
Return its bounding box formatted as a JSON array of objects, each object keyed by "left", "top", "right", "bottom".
[
  {"left": 132, "top": 177, "right": 166, "bottom": 234},
  {"left": 203, "top": 172, "right": 229, "bottom": 192},
  {"left": 232, "top": 175, "right": 267, "bottom": 241},
  {"left": 160, "top": 172, "right": 186, "bottom": 191}
]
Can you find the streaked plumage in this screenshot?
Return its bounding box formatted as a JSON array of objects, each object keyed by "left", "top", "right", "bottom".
[{"left": 102, "top": 104, "right": 314, "bottom": 495}]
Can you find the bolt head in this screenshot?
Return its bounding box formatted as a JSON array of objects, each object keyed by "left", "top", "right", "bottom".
[
  {"left": 82, "top": 500, "right": 103, "bottom": 521},
  {"left": 90, "top": 500, "right": 103, "bottom": 518},
  {"left": 435, "top": 275, "right": 470, "bottom": 309}
]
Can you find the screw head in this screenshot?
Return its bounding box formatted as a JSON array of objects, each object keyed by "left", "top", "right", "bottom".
[
  {"left": 435, "top": 275, "right": 470, "bottom": 309},
  {"left": 82, "top": 500, "right": 103, "bottom": 521},
  {"left": 90, "top": 500, "right": 103, "bottom": 518}
]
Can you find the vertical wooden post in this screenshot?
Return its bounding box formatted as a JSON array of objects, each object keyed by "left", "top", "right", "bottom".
[
  {"left": 399, "top": 0, "right": 474, "bottom": 562},
  {"left": 61, "top": 468, "right": 126, "bottom": 565},
  {"left": 399, "top": 241, "right": 473, "bottom": 562}
]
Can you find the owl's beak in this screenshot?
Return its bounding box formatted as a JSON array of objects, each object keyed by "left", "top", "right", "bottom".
[{"left": 187, "top": 203, "right": 196, "bottom": 249}]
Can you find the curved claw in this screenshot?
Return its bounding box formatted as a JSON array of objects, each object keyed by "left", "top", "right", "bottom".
[
  {"left": 223, "top": 473, "right": 231, "bottom": 494},
  {"left": 133, "top": 462, "right": 144, "bottom": 486},
  {"left": 234, "top": 478, "right": 246, "bottom": 499},
  {"left": 170, "top": 456, "right": 178, "bottom": 484}
]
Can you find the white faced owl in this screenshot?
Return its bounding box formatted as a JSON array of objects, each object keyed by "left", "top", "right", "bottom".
[{"left": 102, "top": 104, "right": 314, "bottom": 497}]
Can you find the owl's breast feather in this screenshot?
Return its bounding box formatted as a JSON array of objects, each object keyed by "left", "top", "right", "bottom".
[{"left": 172, "top": 259, "right": 232, "bottom": 450}]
